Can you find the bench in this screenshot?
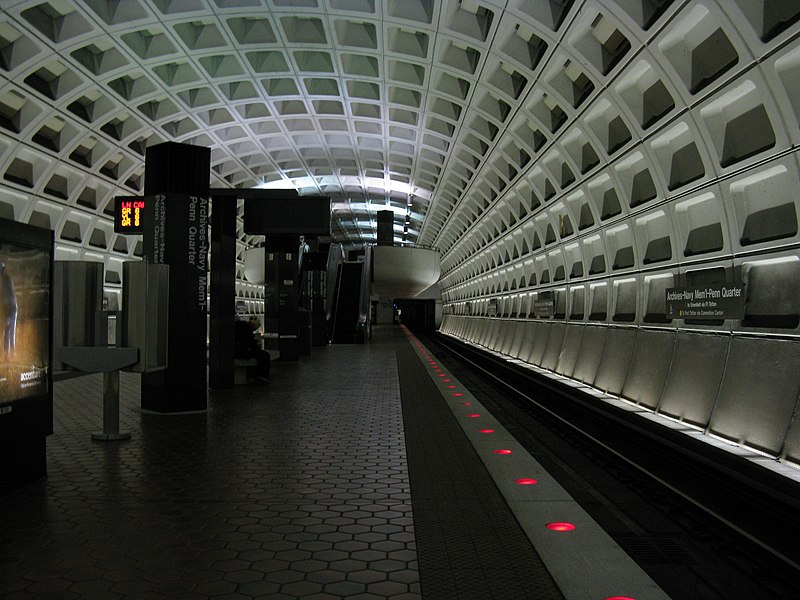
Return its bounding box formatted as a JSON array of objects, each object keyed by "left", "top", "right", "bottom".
[{"left": 233, "top": 358, "right": 257, "bottom": 384}]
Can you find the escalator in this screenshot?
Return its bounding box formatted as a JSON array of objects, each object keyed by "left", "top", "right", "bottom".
[{"left": 330, "top": 261, "right": 363, "bottom": 344}]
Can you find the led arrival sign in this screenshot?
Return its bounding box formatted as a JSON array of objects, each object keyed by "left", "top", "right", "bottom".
[{"left": 114, "top": 196, "right": 146, "bottom": 234}]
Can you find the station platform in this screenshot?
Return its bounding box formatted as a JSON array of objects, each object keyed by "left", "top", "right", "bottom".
[{"left": 2, "top": 326, "right": 669, "bottom": 599}]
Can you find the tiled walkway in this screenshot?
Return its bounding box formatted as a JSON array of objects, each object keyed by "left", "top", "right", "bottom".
[
  {"left": 1, "top": 338, "right": 418, "bottom": 599},
  {"left": 1, "top": 327, "right": 567, "bottom": 600}
]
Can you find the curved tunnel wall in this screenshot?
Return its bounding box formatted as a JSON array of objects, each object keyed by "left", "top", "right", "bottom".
[
  {"left": 434, "top": 2, "right": 800, "bottom": 468},
  {"left": 439, "top": 316, "right": 800, "bottom": 464}
]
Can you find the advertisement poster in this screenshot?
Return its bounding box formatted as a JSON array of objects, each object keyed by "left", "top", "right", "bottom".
[{"left": 0, "top": 243, "right": 50, "bottom": 404}]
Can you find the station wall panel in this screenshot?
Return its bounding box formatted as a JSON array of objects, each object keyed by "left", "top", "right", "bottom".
[
  {"left": 593, "top": 327, "right": 637, "bottom": 395},
  {"left": 540, "top": 322, "right": 566, "bottom": 371},
  {"left": 620, "top": 329, "right": 676, "bottom": 409},
  {"left": 709, "top": 337, "right": 800, "bottom": 455},
  {"left": 571, "top": 325, "right": 607, "bottom": 385},
  {"left": 781, "top": 419, "right": 800, "bottom": 466},
  {"left": 657, "top": 332, "right": 729, "bottom": 428},
  {"left": 554, "top": 323, "right": 584, "bottom": 377},
  {"left": 527, "top": 321, "right": 551, "bottom": 365}
]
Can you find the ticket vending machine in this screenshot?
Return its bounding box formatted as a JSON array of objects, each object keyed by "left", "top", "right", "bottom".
[
  {"left": 121, "top": 261, "right": 169, "bottom": 374},
  {"left": 52, "top": 261, "right": 105, "bottom": 365},
  {"left": 53, "top": 259, "right": 169, "bottom": 440}
]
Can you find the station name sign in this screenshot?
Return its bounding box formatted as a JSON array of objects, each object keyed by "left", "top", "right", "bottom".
[
  {"left": 488, "top": 298, "right": 498, "bottom": 317},
  {"left": 533, "top": 292, "right": 555, "bottom": 318},
  {"left": 666, "top": 283, "right": 745, "bottom": 320},
  {"left": 114, "top": 196, "right": 146, "bottom": 234}
]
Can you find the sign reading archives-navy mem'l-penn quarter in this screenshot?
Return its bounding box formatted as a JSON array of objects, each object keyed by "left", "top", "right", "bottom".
[
  {"left": 141, "top": 141, "right": 210, "bottom": 413},
  {"left": 666, "top": 283, "right": 746, "bottom": 320}
]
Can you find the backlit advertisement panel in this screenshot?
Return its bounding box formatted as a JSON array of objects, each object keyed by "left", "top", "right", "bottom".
[{"left": 0, "top": 238, "right": 50, "bottom": 404}]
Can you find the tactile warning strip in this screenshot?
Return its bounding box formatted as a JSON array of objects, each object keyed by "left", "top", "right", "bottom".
[
  {"left": 395, "top": 328, "right": 564, "bottom": 600},
  {"left": 401, "top": 326, "right": 672, "bottom": 600}
]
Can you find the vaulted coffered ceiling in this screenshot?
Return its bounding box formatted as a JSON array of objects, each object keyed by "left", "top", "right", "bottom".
[
  {"left": 0, "top": 0, "right": 797, "bottom": 263},
  {"left": 3, "top": 0, "right": 557, "bottom": 248}
]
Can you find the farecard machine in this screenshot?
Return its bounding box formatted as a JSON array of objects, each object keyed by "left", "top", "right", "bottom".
[{"left": 53, "top": 259, "right": 168, "bottom": 440}]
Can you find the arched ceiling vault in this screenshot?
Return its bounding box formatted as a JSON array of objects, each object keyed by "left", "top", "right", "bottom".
[{"left": 0, "top": 0, "right": 798, "bottom": 262}]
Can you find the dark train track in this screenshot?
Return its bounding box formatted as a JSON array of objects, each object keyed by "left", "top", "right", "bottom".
[{"left": 416, "top": 330, "right": 800, "bottom": 600}]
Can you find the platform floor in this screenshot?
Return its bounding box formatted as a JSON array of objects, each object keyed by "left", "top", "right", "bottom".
[{"left": 0, "top": 327, "right": 559, "bottom": 600}]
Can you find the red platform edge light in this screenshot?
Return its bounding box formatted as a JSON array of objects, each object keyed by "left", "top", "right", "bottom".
[
  {"left": 447, "top": 385, "right": 455, "bottom": 388},
  {"left": 603, "top": 597, "right": 636, "bottom": 600},
  {"left": 479, "top": 429, "right": 494, "bottom": 434},
  {"left": 493, "top": 449, "right": 512, "bottom": 455},
  {"left": 468, "top": 413, "right": 481, "bottom": 418},
  {"left": 546, "top": 522, "right": 576, "bottom": 532},
  {"left": 515, "top": 478, "right": 538, "bottom": 485},
  {"left": 461, "top": 401, "right": 471, "bottom": 406},
  {"left": 452, "top": 392, "right": 463, "bottom": 397}
]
